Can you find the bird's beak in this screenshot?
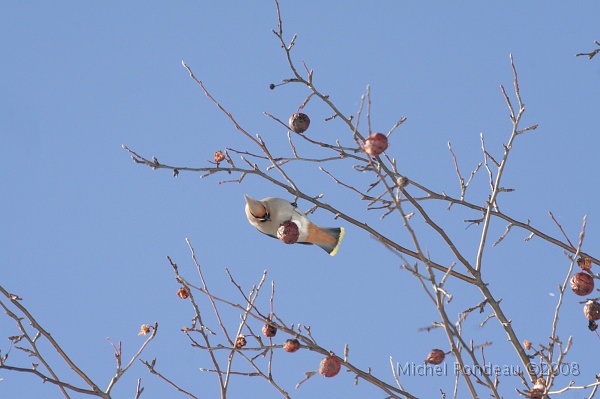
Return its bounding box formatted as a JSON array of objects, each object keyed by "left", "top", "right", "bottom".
[{"left": 244, "top": 194, "right": 269, "bottom": 220}]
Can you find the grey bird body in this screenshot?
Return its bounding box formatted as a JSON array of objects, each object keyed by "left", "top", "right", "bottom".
[{"left": 244, "top": 194, "right": 344, "bottom": 255}]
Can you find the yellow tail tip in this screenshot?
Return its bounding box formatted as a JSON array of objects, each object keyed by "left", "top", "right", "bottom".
[{"left": 329, "top": 227, "right": 345, "bottom": 256}]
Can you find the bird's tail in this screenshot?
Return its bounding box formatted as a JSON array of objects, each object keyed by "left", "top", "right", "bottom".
[{"left": 315, "top": 227, "right": 345, "bottom": 256}]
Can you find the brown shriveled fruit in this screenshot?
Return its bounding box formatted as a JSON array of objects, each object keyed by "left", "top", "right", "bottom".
[
  {"left": 578, "top": 256, "right": 593, "bottom": 271},
  {"left": 571, "top": 272, "right": 594, "bottom": 296},
  {"left": 424, "top": 349, "right": 445, "bottom": 365},
  {"left": 214, "top": 150, "right": 225, "bottom": 163},
  {"left": 262, "top": 323, "right": 277, "bottom": 338},
  {"left": 584, "top": 300, "right": 600, "bottom": 321},
  {"left": 528, "top": 377, "right": 546, "bottom": 398},
  {"left": 138, "top": 324, "right": 151, "bottom": 336},
  {"left": 177, "top": 286, "right": 190, "bottom": 299},
  {"left": 288, "top": 113, "right": 310, "bottom": 134},
  {"left": 319, "top": 355, "right": 341, "bottom": 377},
  {"left": 277, "top": 220, "right": 300, "bottom": 244},
  {"left": 283, "top": 339, "right": 300, "bottom": 353},
  {"left": 235, "top": 335, "right": 247, "bottom": 349},
  {"left": 397, "top": 175, "right": 410, "bottom": 188}
]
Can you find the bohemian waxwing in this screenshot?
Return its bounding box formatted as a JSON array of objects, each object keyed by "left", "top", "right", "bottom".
[{"left": 244, "top": 194, "right": 345, "bottom": 256}]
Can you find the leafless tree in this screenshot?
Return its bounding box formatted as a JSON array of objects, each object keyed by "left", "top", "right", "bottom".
[{"left": 2, "top": 2, "right": 599, "bottom": 399}]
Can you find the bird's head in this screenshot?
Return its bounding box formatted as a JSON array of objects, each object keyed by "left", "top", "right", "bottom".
[{"left": 244, "top": 194, "right": 270, "bottom": 222}]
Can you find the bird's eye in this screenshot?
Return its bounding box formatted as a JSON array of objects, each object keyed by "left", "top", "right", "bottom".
[{"left": 259, "top": 212, "right": 270, "bottom": 222}]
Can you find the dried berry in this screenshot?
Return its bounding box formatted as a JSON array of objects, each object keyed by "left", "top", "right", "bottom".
[
  {"left": 397, "top": 175, "right": 410, "bottom": 188},
  {"left": 277, "top": 220, "right": 300, "bottom": 244},
  {"left": 425, "top": 349, "right": 445, "bottom": 365},
  {"left": 214, "top": 150, "right": 225, "bottom": 163},
  {"left": 235, "top": 335, "right": 247, "bottom": 349},
  {"left": 283, "top": 339, "right": 300, "bottom": 353},
  {"left": 289, "top": 113, "right": 310, "bottom": 133},
  {"left": 578, "top": 257, "right": 593, "bottom": 271},
  {"left": 138, "top": 324, "right": 151, "bottom": 336},
  {"left": 319, "top": 355, "right": 341, "bottom": 377},
  {"left": 528, "top": 377, "right": 546, "bottom": 398},
  {"left": 584, "top": 300, "right": 600, "bottom": 321},
  {"left": 363, "top": 133, "right": 389, "bottom": 156},
  {"left": 177, "top": 286, "right": 190, "bottom": 299},
  {"left": 571, "top": 272, "right": 594, "bottom": 296},
  {"left": 262, "top": 323, "right": 277, "bottom": 338}
]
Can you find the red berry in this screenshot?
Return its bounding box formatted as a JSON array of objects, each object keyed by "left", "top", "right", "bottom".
[
  {"left": 289, "top": 113, "right": 310, "bottom": 133},
  {"left": 363, "top": 133, "right": 389, "bottom": 156},
  {"left": 571, "top": 272, "right": 594, "bottom": 296},
  {"left": 283, "top": 339, "right": 300, "bottom": 353},
  {"left": 277, "top": 220, "right": 300, "bottom": 244},
  {"left": 262, "top": 323, "right": 277, "bottom": 338},
  {"left": 425, "top": 349, "right": 445, "bottom": 365},
  {"left": 319, "top": 355, "right": 341, "bottom": 377}
]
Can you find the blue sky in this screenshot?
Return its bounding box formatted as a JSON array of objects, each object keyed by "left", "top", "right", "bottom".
[{"left": 1, "top": 2, "right": 600, "bottom": 398}]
